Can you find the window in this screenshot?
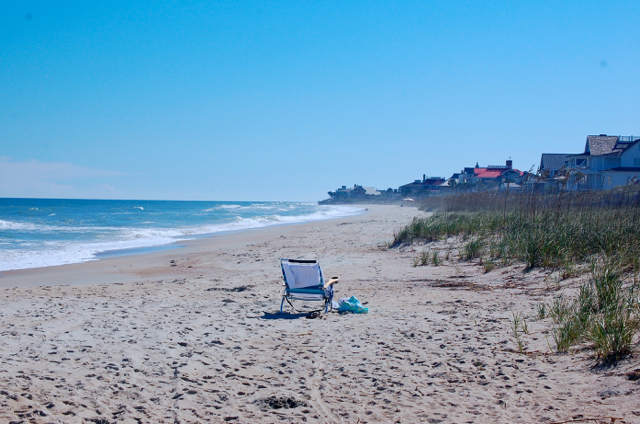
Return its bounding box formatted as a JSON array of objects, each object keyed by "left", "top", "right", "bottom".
[{"left": 634, "top": 158, "right": 640, "bottom": 167}]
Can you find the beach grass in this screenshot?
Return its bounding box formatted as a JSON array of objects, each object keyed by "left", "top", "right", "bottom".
[
  {"left": 394, "top": 188, "right": 640, "bottom": 361},
  {"left": 394, "top": 188, "right": 640, "bottom": 272}
]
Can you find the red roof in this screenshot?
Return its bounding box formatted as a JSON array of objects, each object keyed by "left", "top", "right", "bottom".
[
  {"left": 474, "top": 168, "right": 524, "bottom": 179},
  {"left": 475, "top": 170, "right": 503, "bottom": 178}
]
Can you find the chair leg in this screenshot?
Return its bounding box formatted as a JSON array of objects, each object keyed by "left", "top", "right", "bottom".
[{"left": 280, "top": 296, "right": 285, "bottom": 313}]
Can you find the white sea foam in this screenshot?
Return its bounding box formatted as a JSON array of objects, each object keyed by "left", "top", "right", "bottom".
[
  {"left": 203, "top": 203, "right": 302, "bottom": 213},
  {"left": 0, "top": 236, "right": 180, "bottom": 271},
  {"left": 0, "top": 219, "right": 42, "bottom": 231},
  {"left": 208, "top": 204, "right": 242, "bottom": 211},
  {"left": 0, "top": 205, "right": 363, "bottom": 271},
  {"left": 0, "top": 220, "right": 123, "bottom": 234}
]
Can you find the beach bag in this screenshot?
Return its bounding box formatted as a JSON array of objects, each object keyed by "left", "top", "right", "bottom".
[{"left": 333, "top": 296, "right": 369, "bottom": 314}]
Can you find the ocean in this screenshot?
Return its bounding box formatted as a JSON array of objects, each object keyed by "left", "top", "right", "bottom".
[{"left": 0, "top": 198, "right": 363, "bottom": 272}]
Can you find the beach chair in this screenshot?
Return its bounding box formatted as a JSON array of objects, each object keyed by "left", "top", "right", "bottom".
[{"left": 280, "top": 259, "right": 338, "bottom": 313}]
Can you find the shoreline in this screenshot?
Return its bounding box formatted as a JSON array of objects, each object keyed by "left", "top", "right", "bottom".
[
  {"left": 0, "top": 204, "right": 638, "bottom": 423},
  {"left": 0, "top": 200, "right": 364, "bottom": 276},
  {"left": 0, "top": 205, "right": 374, "bottom": 289},
  {"left": 0, "top": 204, "right": 367, "bottom": 287}
]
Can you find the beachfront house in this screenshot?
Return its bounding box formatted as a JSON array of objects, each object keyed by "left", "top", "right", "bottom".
[
  {"left": 539, "top": 154, "right": 571, "bottom": 178},
  {"left": 327, "top": 184, "right": 370, "bottom": 199},
  {"left": 364, "top": 187, "right": 381, "bottom": 196},
  {"left": 350, "top": 185, "right": 367, "bottom": 198},
  {"left": 564, "top": 134, "right": 640, "bottom": 190},
  {"left": 378, "top": 188, "right": 400, "bottom": 198},
  {"left": 447, "top": 160, "right": 525, "bottom": 189},
  {"left": 398, "top": 175, "right": 446, "bottom": 197}
]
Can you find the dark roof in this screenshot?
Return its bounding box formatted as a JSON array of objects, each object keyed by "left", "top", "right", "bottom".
[
  {"left": 615, "top": 142, "right": 634, "bottom": 150},
  {"left": 602, "top": 167, "right": 640, "bottom": 172},
  {"left": 540, "top": 154, "right": 571, "bottom": 171},
  {"left": 399, "top": 178, "right": 445, "bottom": 189},
  {"left": 593, "top": 138, "right": 640, "bottom": 157},
  {"left": 585, "top": 135, "right": 619, "bottom": 156},
  {"left": 424, "top": 178, "right": 445, "bottom": 185},
  {"left": 612, "top": 138, "right": 640, "bottom": 154}
]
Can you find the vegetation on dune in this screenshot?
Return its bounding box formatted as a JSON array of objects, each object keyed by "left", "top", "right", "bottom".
[
  {"left": 394, "top": 188, "right": 640, "bottom": 362},
  {"left": 540, "top": 259, "right": 639, "bottom": 362},
  {"left": 396, "top": 188, "right": 640, "bottom": 271}
]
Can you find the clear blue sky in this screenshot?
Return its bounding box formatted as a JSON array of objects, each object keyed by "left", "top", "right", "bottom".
[{"left": 1, "top": 1, "right": 638, "bottom": 201}]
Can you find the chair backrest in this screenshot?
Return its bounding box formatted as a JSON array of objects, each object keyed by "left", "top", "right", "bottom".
[{"left": 281, "top": 259, "right": 324, "bottom": 289}]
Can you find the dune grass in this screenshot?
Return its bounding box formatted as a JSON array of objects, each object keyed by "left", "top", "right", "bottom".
[
  {"left": 394, "top": 189, "right": 640, "bottom": 272},
  {"left": 541, "top": 259, "right": 639, "bottom": 361},
  {"left": 394, "top": 188, "right": 640, "bottom": 361}
]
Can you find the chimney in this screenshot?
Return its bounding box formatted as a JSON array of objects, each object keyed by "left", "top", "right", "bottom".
[{"left": 506, "top": 159, "right": 512, "bottom": 169}]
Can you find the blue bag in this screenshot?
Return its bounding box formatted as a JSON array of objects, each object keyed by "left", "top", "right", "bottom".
[{"left": 334, "top": 296, "right": 369, "bottom": 314}]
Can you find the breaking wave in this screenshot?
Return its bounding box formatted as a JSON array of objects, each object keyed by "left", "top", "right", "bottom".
[{"left": 0, "top": 201, "right": 363, "bottom": 271}]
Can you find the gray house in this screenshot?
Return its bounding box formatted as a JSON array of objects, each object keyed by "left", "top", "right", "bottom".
[
  {"left": 539, "top": 153, "right": 571, "bottom": 177},
  {"left": 565, "top": 134, "right": 640, "bottom": 190}
]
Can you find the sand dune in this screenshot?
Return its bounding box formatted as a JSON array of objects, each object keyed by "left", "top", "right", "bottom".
[{"left": 0, "top": 205, "right": 638, "bottom": 423}]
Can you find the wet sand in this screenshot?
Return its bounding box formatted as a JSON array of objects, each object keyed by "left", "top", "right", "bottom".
[{"left": 0, "top": 205, "right": 638, "bottom": 423}]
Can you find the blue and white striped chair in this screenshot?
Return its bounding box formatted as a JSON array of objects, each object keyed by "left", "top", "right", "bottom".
[{"left": 280, "top": 259, "right": 338, "bottom": 313}]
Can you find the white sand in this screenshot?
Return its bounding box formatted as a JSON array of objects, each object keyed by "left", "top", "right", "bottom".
[{"left": 0, "top": 205, "right": 638, "bottom": 423}]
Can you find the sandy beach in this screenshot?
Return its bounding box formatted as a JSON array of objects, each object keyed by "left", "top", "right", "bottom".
[{"left": 1, "top": 205, "right": 639, "bottom": 423}]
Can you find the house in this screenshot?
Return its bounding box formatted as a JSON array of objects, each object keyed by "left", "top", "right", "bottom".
[
  {"left": 539, "top": 154, "right": 571, "bottom": 178},
  {"left": 449, "top": 160, "right": 525, "bottom": 188},
  {"left": 378, "top": 188, "right": 400, "bottom": 198},
  {"left": 363, "top": 187, "right": 381, "bottom": 196},
  {"left": 331, "top": 186, "right": 351, "bottom": 198},
  {"left": 398, "top": 175, "right": 446, "bottom": 197},
  {"left": 327, "top": 184, "right": 370, "bottom": 199},
  {"left": 565, "top": 134, "right": 640, "bottom": 190},
  {"left": 350, "top": 185, "right": 367, "bottom": 198}
]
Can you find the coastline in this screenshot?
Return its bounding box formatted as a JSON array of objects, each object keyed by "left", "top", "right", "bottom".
[
  {"left": 0, "top": 204, "right": 367, "bottom": 288},
  {"left": 0, "top": 199, "right": 363, "bottom": 274},
  {"left": 0, "top": 205, "right": 637, "bottom": 423}
]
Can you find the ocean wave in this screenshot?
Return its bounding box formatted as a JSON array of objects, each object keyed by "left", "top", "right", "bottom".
[
  {"left": 0, "top": 220, "right": 126, "bottom": 234},
  {"left": 164, "top": 205, "right": 364, "bottom": 236},
  {"left": 0, "top": 219, "right": 42, "bottom": 231},
  {"left": 0, "top": 204, "right": 364, "bottom": 271},
  {"left": 203, "top": 203, "right": 303, "bottom": 213},
  {"left": 0, "top": 236, "right": 180, "bottom": 271},
  {"left": 204, "top": 204, "right": 242, "bottom": 211}
]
